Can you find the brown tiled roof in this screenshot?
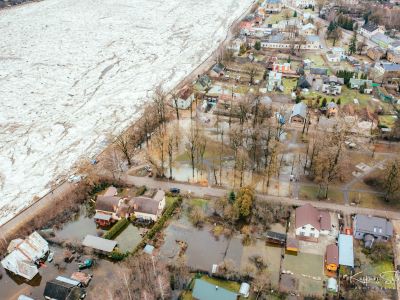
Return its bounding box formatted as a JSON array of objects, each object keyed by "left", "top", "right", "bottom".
[
  {"left": 295, "top": 204, "right": 331, "bottom": 231},
  {"left": 326, "top": 244, "right": 338, "bottom": 265},
  {"left": 95, "top": 196, "right": 120, "bottom": 213},
  {"left": 131, "top": 197, "right": 160, "bottom": 215},
  {"left": 295, "top": 204, "right": 320, "bottom": 230}
]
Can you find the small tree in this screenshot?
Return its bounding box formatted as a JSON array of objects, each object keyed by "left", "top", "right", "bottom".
[
  {"left": 348, "top": 31, "right": 357, "bottom": 55},
  {"left": 254, "top": 40, "right": 261, "bottom": 51},
  {"left": 293, "top": 11, "right": 297, "bottom": 17}
]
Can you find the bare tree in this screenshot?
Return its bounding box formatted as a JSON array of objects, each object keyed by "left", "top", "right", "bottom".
[
  {"left": 153, "top": 85, "right": 167, "bottom": 127},
  {"left": 115, "top": 133, "right": 132, "bottom": 166},
  {"left": 186, "top": 122, "right": 200, "bottom": 179}
]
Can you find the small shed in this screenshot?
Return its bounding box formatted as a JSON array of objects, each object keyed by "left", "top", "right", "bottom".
[
  {"left": 338, "top": 234, "right": 354, "bottom": 268},
  {"left": 327, "top": 277, "right": 338, "bottom": 292},
  {"left": 82, "top": 235, "right": 117, "bottom": 254},
  {"left": 143, "top": 244, "right": 155, "bottom": 255},
  {"left": 286, "top": 238, "right": 299, "bottom": 254},
  {"left": 325, "top": 244, "right": 339, "bottom": 272},
  {"left": 239, "top": 282, "right": 250, "bottom": 298},
  {"left": 265, "top": 231, "right": 286, "bottom": 245}
]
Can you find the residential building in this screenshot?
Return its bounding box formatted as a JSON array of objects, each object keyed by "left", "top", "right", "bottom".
[
  {"left": 94, "top": 188, "right": 166, "bottom": 225},
  {"left": 353, "top": 214, "right": 393, "bottom": 248},
  {"left": 295, "top": 0, "right": 315, "bottom": 8},
  {"left": 290, "top": 102, "right": 308, "bottom": 124},
  {"left": 192, "top": 279, "right": 237, "bottom": 300},
  {"left": 300, "top": 23, "right": 316, "bottom": 36},
  {"left": 367, "top": 47, "right": 386, "bottom": 61},
  {"left": 338, "top": 234, "right": 354, "bottom": 268},
  {"left": 331, "top": 47, "right": 346, "bottom": 60},
  {"left": 359, "top": 22, "right": 384, "bottom": 39},
  {"left": 264, "top": 0, "right": 282, "bottom": 13},
  {"left": 371, "top": 33, "right": 394, "bottom": 49},
  {"left": 43, "top": 279, "right": 84, "bottom": 300},
  {"left": 325, "top": 244, "right": 339, "bottom": 272},
  {"left": 272, "top": 62, "right": 291, "bottom": 73},
  {"left": 172, "top": 87, "right": 194, "bottom": 110},
  {"left": 1, "top": 231, "right": 49, "bottom": 281},
  {"left": 321, "top": 75, "right": 344, "bottom": 95},
  {"left": 286, "top": 238, "right": 299, "bottom": 253},
  {"left": 373, "top": 61, "right": 400, "bottom": 83},
  {"left": 349, "top": 78, "right": 373, "bottom": 93},
  {"left": 194, "top": 75, "right": 212, "bottom": 91},
  {"left": 295, "top": 203, "right": 331, "bottom": 241},
  {"left": 305, "top": 35, "right": 321, "bottom": 49},
  {"left": 260, "top": 34, "right": 320, "bottom": 50},
  {"left": 310, "top": 67, "right": 328, "bottom": 76},
  {"left": 82, "top": 235, "right": 117, "bottom": 254},
  {"left": 297, "top": 74, "right": 313, "bottom": 89},
  {"left": 210, "top": 63, "right": 225, "bottom": 78},
  {"left": 326, "top": 52, "right": 340, "bottom": 63},
  {"left": 267, "top": 71, "right": 283, "bottom": 91},
  {"left": 387, "top": 50, "right": 400, "bottom": 64}
]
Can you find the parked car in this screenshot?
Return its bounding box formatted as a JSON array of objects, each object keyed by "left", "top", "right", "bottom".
[
  {"left": 47, "top": 251, "right": 54, "bottom": 262},
  {"left": 78, "top": 259, "right": 94, "bottom": 270},
  {"left": 169, "top": 188, "right": 180, "bottom": 194}
]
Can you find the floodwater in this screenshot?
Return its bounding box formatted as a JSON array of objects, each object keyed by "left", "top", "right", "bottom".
[
  {"left": 159, "top": 219, "right": 243, "bottom": 272},
  {"left": 55, "top": 207, "right": 104, "bottom": 242},
  {"left": 0, "top": 244, "right": 116, "bottom": 300}
]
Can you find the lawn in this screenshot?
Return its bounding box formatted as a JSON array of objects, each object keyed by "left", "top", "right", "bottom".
[
  {"left": 166, "top": 196, "right": 179, "bottom": 209},
  {"left": 282, "top": 252, "right": 324, "bottom": 296},
  {"left": 303, "top": 86, "right": 372, "bottom": 107},
  {"left": 299, "top": 185, "right": 344, "bottom": 204},
  {"left": 265, "top": 9, "right": 293, "bottom": 24},
  {"left": 282, "top": 78, "right": 297, "bottom": 95},
  {"left": 188, "top": 198, "right": 208, "bottom": 208},
  {"left": 379, "top": 115, "right": 397, "bottom": 128},
  {"left": 348, "top": 191, "right": 400, "bottom": 211},
  {"left": 306, "top": 53, "right": 325, "bottom": 67}
]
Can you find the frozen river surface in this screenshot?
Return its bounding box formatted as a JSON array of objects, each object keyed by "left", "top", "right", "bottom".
[{"left": 0, "top": 0, "right": 253, "bottom": 225}]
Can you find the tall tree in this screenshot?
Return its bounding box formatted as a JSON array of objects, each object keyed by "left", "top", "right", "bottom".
[{"left": 383, "top": 160, "right": 400, "bottom": 201}]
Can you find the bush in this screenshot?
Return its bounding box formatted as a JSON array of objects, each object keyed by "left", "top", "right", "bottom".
[
  {"left": 109, "top": 249, "right": 128, "bottom": 261},
  {"left": 136, "top": 185, "right": 147, "bottom": 196},
  {"left": 103, "top": 218, "right": 129, "bottom": 240},
  {"left": 362, "top": 242, "right": 394, "bottom": 263}
]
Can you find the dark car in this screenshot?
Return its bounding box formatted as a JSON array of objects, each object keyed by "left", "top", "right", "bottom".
[{"left": 169, "top": 188, "right": 180, "bottom": 194}]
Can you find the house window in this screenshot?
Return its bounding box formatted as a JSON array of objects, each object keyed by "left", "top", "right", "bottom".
[
  {"left": 310, "top": 228, "right": 315, "bottom": 231},
  {"left": 302, "top": 226, "right": 306, "bottom": 229},
  {"left": 310, "top": 232, "right": 315, "bottom": 237},
  {"left": 300, "top": 231, "right": 305, "bottom": 236}
]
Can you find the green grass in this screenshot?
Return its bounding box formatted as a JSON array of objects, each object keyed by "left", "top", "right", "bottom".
[
  {"left": 303, "top": 86, "right": 372, "bottom": 107},
  {"left": 201, "top": 275, "right": 241, "bottom": 292},
  {"left": 379, "top": 115, "right": 397, "bottom": 128},
  {"left": 188, "top": 198, "right": 208, "bottom": 208},
  {"left": 305, "top": 54, "right": 325, "bottom": 67},
  {"left": 373, "top": 261, "right": 396, "bottom": 289},
  {"left": 166, "top": 196, "right": 179, "bottom": 209},
  {"left": 299, "top": 185, "right": 344, "bottom": 203},
  {"left": 282, "top": 78, "right": 297, "bottom": 95},
  {"left": 265, "top": 9, "right": 294, "bottom": 24}
]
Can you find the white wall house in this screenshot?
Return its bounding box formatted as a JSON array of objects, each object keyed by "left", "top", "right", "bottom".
[
  {"left": 295, "top": 0, "right": 315, "bottom": 8},
  {"left": 295, "top": 223, "right": 320, "bottom": 238},
  {"left": 295, "top": 204, "right": 331, "bottom": 241}
]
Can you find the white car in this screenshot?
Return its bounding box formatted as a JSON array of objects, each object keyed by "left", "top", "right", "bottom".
[{"left": 68, "top": 174, "right": 84, "bottom": 183}]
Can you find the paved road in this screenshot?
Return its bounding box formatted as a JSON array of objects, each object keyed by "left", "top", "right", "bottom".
[{"left": 124, "top": 175, "right": 400, "bottom": 220}]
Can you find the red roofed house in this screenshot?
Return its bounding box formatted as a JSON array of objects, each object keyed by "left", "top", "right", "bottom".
[
  {"left": 240, "top": 21, "right": 253, "bottom": 35},
  {"left": 325, "top": 244, "right": 339, "bottom": 272},
  {"left": 295, "top": 204, "right": 331, "bottom": 242}
]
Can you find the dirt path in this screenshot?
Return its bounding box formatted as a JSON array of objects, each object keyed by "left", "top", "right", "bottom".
[{"left": 124, "top": 175, "right": 400, "bottom": 220}]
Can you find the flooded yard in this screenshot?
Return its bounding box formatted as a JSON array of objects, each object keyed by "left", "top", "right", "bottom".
[
  {"left": 159, "top": 218, "right": 243, "bottom": 272},
  {"left": 0, "top": 244, "right": 117, "bottom": 300}
]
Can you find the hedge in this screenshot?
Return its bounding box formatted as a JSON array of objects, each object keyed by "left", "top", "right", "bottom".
[
  {"left": 131, "top": 196, "right": 182, "bottom": 254},
  {"left": 103, "top": 218, "right": 129, "bottom": 240}
]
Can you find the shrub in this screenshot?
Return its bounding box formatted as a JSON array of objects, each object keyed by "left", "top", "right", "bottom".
[
  {"left": 136, "top": 185, "right": 147, "bottom": 196},
  {"left": 103, "top": 218, "right": 129, "bottom": 240},
  {"left": 109, "top": 249, "right": 127, "bottom": 261}
]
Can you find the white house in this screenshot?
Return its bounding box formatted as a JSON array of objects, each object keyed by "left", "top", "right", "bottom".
[
  {"left": 172, "top": 87, "right": 194, "bottom": 110},
  {"left": 1, "top": 232, "right": 49, "bottom": 280},
  {"left": 300, "top": 23, "right": 316, "bottom": 36},
  {"left": 331, "top": 47, "right": 346, "bottom": 60},
  {"left": 359, "top": 23, "right": 384, "bottom": 39},
  {"left": 132, "top": 190, "right": 166, "bottom": 221},
  {"left": 295, "top": 0, "right": 315, "bottom": 8},
  {"left": 326, "top": 52, "right": 340, "bottom": 63},
  {"left": 267, "top": 71, "right": 283, "bottom": 91},
  {"left": 295, "top": 204, "right": 331, "bottom": 241}
]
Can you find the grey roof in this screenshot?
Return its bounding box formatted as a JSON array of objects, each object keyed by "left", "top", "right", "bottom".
[
  {"left": 306, "top": 35, "right": 320, "bottom": 43},
  {"left": 266, "top": 0, "right": 282, "bottom": 3},
  {"left": 328, "top": 101, "right": 338, "bottom": 109},
  {"left": 291, "top": 102, "right": 308, "bottom": 119},
  {"left": 268, "top": 33, "right": 284, "bottom": 43},
  {"left": 310, "top": 67, "right": 328, "bottom": 75},
  {"left": 298, "top": 75, "right": 313, "bottom": 89},
  {"left": 95, "top": 196, "right": 120, "bottom": 213},
  {"left": 371, "top": 33, "right": 394, "bottom": 46},
  {"left": 192, "top": 279, "right": 237, "bottom": 300},
  {"left": 354, "top": 214, "right": 393, "bottom": 237},
  {"left": 362, "top": 22, "right": 379, "bottom": 32},
  {"left": 93, "top": 212, "right": 112, "bottom": 221},
  {"left": 212, "top": 63, "right": 225, "bottom": 74},
  {"left": 82, "top": 235, "right": 117, "bottom": 253},
  {"left": 131, "top": 196, "right": 160, "bottom": 215},
  {"left": 349, "top": 78, "right": 373, "bottom": 86},
  {"left": 338, "top": 234, "right": 354, "bottom": 267},
  {"left": 380, "top": 62, "right": 400, "bottom": 72},
  {"left": 43, "top": 279, "right": 81, "bottom": 300}
]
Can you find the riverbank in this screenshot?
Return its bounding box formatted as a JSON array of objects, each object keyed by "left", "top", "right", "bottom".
[{"left": 0, "top": 0, "right": 256, "bottom": 248}]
